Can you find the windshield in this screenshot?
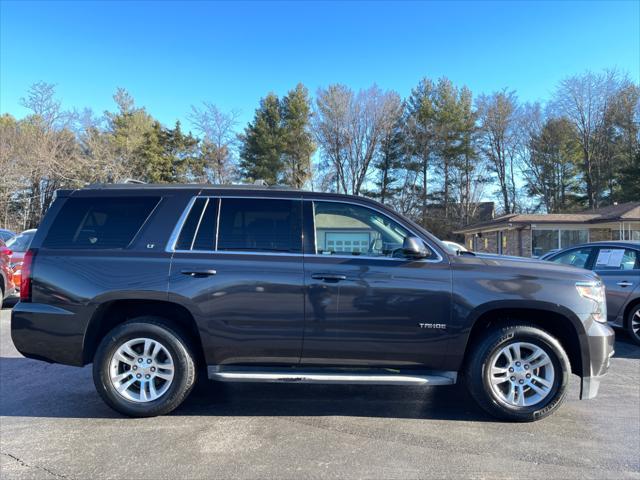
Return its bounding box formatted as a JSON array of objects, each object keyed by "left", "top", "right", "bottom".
[{"left": 6, "top": 231, "right": 35, "bottom": 252}]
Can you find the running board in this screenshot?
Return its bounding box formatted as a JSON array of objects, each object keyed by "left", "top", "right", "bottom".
[{"left": 207, "top": 367, "right": 457, "bottom": 386}]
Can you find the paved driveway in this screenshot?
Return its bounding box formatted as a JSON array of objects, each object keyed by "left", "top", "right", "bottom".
[{"left": 1, "top": 307, "right": 639, "bottom": 479}]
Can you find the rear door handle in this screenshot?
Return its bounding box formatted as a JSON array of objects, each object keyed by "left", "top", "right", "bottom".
[
  {"left": 181, "top": 269, "right": 217, "bottom": 278},
  {"left": 617, "top": 281, "right": 633, "bottom": 287},
  {"left": 311, "top": 273, "right": 347, "bottom": 282}
]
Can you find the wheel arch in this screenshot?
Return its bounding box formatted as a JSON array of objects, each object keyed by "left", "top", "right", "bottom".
[
  {"left": 461, "top": 302, "right": 587, "bottom": 378},
  {"left": 82, "top": 299, "right": 205, "bottom": 366}
]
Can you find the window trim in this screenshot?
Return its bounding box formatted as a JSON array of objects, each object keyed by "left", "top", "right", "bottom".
[{"left": 166, "top": 195, "right": 444, "bottom": 263}]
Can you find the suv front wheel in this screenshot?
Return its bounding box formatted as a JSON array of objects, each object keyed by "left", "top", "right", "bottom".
[
  {"left": 93, "top": 317, "right": 197, "bottom": 417},
  {"left": 465, "top": 324, "right": 571, "bottom": 422}
]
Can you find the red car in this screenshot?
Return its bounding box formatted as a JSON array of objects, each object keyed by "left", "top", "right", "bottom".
[
  {"left": 6, "top": 229, "right": 36, "bottom": 291},
  {"left": 0, "top": 239, "right": 16, "bottom": 302}
]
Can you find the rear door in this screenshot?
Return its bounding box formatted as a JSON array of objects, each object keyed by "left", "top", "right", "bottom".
[
  {"left": 591, "top": 246, "right": 640, "bottom": 324},
  {"left": 168, "top": 196, "right": 305, "bottom": 366}
]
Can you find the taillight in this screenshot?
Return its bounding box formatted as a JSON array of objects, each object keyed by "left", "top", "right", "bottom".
[
  {"left": 0, "top": 247, "right": 12, "bottom": 256},
  {"left": 20, "top": 249, "right": 36, "bottom": 302}
]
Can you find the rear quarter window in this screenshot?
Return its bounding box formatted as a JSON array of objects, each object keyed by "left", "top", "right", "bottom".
[{"left": 42, "top": 196, "right": 160, "bottom": 249}]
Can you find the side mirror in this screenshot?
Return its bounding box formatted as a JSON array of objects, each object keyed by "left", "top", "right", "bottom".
[{"left": 402, "top": 236, "right": 429, "bottom": 259}]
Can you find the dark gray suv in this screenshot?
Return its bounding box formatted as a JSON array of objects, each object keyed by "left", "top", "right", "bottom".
[{"left": 11, "top": 184, "right": 614, "bottom": 421}]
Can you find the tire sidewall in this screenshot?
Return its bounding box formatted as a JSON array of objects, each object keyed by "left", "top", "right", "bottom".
[
  {"left": 469, "top": 325, "right": 571, "bottom": 422},
  {"left": 627, "top": 305, "right": 640, "bottom": 345},
  {"left": 94, "top": 319, "right": 194, "bottom": 417}
]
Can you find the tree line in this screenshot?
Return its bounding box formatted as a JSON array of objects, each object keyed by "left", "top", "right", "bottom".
[{"left": 1, "top": 69, "right": 638, "bottom": 238}]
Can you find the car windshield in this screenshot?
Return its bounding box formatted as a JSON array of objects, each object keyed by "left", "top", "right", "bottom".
[{"left": 6, "top": 231, "right": 35, "bottom": 252}]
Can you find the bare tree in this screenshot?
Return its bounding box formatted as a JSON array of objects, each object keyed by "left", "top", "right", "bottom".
[
  {"left": 313, "top": 84, "right": 351, "bottom": 193},
  {"left": 476, "top": 90, "right": 521, "bottom": 214},
  {"left": 551, "top": 70, "right": 622, "bottom": 208},
  {"left": 314, "top": 84, "right": 402, "bottom": 195},
  {"left": 189, "top": 102, "right": 240, "bottom": 184}
]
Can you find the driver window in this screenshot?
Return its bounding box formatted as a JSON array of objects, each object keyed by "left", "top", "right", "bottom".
[
  {"left": 550, "top": 247, "right": 593, "bottom": 268},
  {"left": 313, "top": 201, "right": 416, "bottom": 258}
]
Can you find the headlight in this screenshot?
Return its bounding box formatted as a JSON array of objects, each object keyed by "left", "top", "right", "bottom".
[{"left": 576, "top": 281, "right": 607, "bottom": 323}]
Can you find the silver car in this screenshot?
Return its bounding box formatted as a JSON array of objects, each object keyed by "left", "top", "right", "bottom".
[{"left": 544, "top": 241, "right": 640, "bottom": 345}]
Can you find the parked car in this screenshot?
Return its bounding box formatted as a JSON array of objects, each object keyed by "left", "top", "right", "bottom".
[
  {"left": 11, "top": 184, "right": 614, "bottom": 421},
  {"left": 0, "top": 239, "right": 16, "bottom": 302},
  {"left": 0, "top": 229, "right": 16, "bottom": 243},
  {"left": 543, "top": 241, "right": 640, "bottom": 345},
  {"left": 6, "top": 229, "right": 36, "bottom": 290}
]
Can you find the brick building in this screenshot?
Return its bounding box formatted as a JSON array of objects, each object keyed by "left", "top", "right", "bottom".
[{"left": 455, "top": 201, "right": 640, "bottom": 258}]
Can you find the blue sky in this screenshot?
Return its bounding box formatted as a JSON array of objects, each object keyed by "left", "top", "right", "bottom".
[{"left": 1, "top": 0, "right": 638, "bottom": 131}]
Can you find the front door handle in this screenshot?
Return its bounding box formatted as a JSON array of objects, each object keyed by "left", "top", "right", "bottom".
[
  {"left": 617, "top": 281, "right": 633, "bottom": 287},
  {"left": 181, "top": 269, "right": 217, "bottom": 278},
  {"left": 311, "top": 273, "right": 347, "bottom": 282}
]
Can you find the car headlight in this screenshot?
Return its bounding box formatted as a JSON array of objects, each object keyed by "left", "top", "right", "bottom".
[{"left": 576, "top": 281, "right": 607, "bottom": 323}]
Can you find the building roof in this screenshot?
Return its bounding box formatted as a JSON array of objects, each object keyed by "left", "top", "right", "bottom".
[{"left": 455, "top": 201, "right": 640, "bottom": 234}]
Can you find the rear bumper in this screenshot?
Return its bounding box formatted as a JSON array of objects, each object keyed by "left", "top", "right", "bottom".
[
  {"left": 11, "top": 302, "right": 86, "bottom": 366},
  {"left": 580, "top": 321, "right": 615, "bottom": 400}
]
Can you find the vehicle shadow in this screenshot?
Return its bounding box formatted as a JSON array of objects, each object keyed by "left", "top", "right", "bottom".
[
  {"left": 612, "top": 333, "right": 640, "bottom": 359},
  {"left": 0, "top": 356, "right": 494, "bottom": 422},
  {"left": 2, "top": 334, "right": 634, "bottom": 422},
  {"left": 1, "top": 296, "right": 18, "bottom": 309}
]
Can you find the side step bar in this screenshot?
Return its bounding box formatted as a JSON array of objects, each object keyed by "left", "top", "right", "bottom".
[{"left": 208, "top": 367, "right": 457, "bottom": 386}]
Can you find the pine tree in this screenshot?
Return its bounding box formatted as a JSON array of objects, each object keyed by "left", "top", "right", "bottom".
[
  {"left": 375, "top": 112, "right": 405, "bottom": 204},
  {"left": 239, "top": 93, "right": 284, "bottom": 185},
  {"left": 281, "top": 84, "right": 315, "bottom": 188}
]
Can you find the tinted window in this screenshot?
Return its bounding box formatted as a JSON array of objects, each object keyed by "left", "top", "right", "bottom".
[
  {"left": 43, "top": 197, "right": 159, "bottom": 249},
  {"left": 550, "top": 247, "right": 593, "bottom": 268},
  {"left": 217, "top": 198, "right": 302, "bottom": 253},
  {"left": 313, "top": 201, "right": 428, "bottom": 258},
  {"left": 174, "top": 198, "right": 219, "bottom": 251}
]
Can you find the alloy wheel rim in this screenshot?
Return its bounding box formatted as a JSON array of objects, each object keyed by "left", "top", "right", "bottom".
[
  {"left": 109, "top": 337, "right": 175, "bottom": 403},
  {"left": 489, "top": 341, "right": 555, "bottom": 407},
  {"left": 632, "top": 310, "right": 640, "bottom": 338}
]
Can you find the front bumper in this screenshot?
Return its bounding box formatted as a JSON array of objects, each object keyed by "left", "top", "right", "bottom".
[{"left": 580, "top": 320, "right": 615, "bottom": 400}]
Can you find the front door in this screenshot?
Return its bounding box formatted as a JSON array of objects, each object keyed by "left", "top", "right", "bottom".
[
  {"left": 169, "top": 196, "right": 305, "bottom": 366},
  {"left": 301, "top": 200, "right": 452, "bottom": 369},
  {"left": 591, "top": 246, "right": 640, "bottom": 323}
]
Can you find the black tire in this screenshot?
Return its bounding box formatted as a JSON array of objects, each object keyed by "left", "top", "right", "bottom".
[
  {"left": 626, "top": 304, "right": 640, "bottom": 346},
  {"left": 93, "top": 316, "right": 197, "bottom": 417},
  {"left": 464, "top": 324, "right": 571, "bottom": 422}
]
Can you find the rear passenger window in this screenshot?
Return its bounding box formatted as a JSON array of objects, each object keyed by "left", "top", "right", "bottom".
[
  {"left": 174, "top": 198, "right": 219, "bottom": 251},
  {"left": 594, "top": 248, "right": 639, "bottom": 271},
  {"left": 217, "top": 198, "right": 302, "bottom": 253},
  {"left": 43, "top": 197, "right": 160, "bottom": 249}
]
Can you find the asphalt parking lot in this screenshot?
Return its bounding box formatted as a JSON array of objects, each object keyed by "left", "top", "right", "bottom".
[{"left": 0, "top": 306, "right": 639, "bottom": 480}]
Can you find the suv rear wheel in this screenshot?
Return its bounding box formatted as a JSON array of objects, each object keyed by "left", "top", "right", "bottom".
[
  {"left": 464, "top": 324, "right": 570, "bottom": 422},
  {"left": 627, "top": 304, "right": 640, "bottom": 346},
  {"left": 93, "top": 317, "right": 197, "bottom": 417}
]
